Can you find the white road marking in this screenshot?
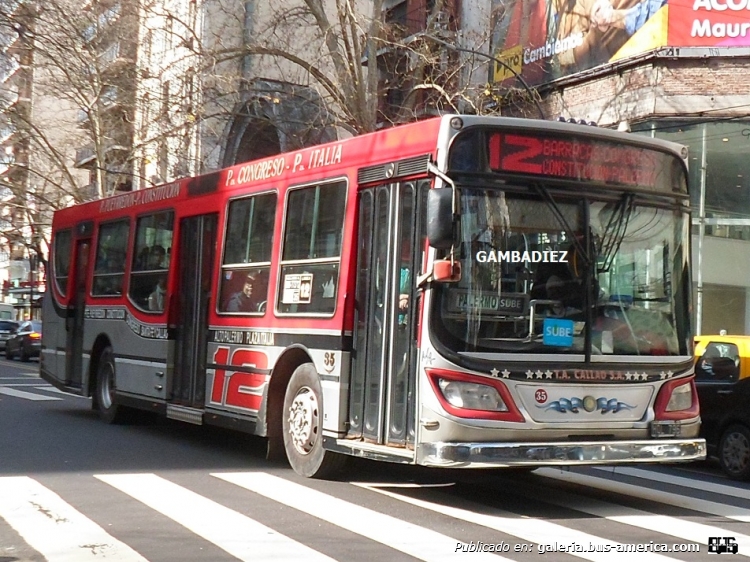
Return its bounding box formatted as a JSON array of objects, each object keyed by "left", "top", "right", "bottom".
[
  {"left": 0, "top": 387, "right": 61, "bottom": 401},
  {"left": 0, "top": 476, "right": 148, "bottom": 562},
  {"left": 530, "top": 470, "right": 750, "bottom": 557},
  {"left": 354, "top": 483, "right": 679, "bottom": 561},
  {"left": 31, "top": 386, "right": 88, "bottom": 398},
  {"left": 591, "top": 465, "right": 750, "bottom": 501},
  {"left": 215, "top": 472, "right": 509, "bottom": 561},
  {"left": 537, "top": 468, "right": 750, "bottom": 523},
  {"left": 96, "top": 473, "right": 336, "bottom": 562}
]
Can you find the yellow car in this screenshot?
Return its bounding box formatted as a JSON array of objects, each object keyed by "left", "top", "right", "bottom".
[{"left": 695, "top": 334, "right": 750, "bottom": 480}]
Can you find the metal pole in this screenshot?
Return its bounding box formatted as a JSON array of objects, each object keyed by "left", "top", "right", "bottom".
[
  {"left": 29, "top": 253, "right": 35, "bottom": 320},
  {"left": 695, "top": 124, "right": 707, "bottom": 336}
]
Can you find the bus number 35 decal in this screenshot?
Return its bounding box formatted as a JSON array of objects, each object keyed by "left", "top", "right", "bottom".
[{"left": 210, "top": 347, "right": 268, "bottom": 411}]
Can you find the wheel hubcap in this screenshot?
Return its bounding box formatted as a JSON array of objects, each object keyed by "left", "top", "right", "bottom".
[
  {"left": 722, "top": 431, "right": 750, "bottom": 474},
  {"left": 100, "top": 363, "right": 115, "bottom": 410},
  {"left": 287, "top": 386, "right": 319, "bottom": 456}
]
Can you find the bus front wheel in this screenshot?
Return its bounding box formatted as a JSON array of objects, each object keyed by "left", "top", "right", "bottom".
[
  {"left": 282, "top": 363, "right": 346, "bottom": 478},
  {"left": 94, "top": 346, "right": 127, "bottom": 424}
]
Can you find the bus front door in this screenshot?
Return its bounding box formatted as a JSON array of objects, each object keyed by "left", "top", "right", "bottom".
[
  {"left": 171, "top": 213, "right": 217, "bottom": 413},
  {"left": 350, "top": 182, "right": 418, "bottom": 447},
  {"left": 65, "top": 239, "right": 90, "bottom": 388}
]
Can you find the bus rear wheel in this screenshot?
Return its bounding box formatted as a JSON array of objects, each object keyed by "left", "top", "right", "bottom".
[
  {"left": 94, "top": 346, "right": 128, "bottom": 424},
  {"left": 282, "top": 363, "right": 346, "bottom": 478}
]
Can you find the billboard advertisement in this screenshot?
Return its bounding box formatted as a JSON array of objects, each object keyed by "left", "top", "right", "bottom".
[
  {"left": 490, "top": 0, "right": 750, "bottom": 87},
  {"left": 668, "top": 0, "right": 750, "bottom": 46}
]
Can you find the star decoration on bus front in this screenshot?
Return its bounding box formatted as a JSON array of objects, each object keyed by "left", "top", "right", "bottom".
[{"left": 659, "top": 370, "right": 674, "bottom": 380}]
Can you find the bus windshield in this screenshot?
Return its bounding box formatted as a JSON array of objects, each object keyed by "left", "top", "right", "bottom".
[{"left": 432, "top": 187, "right": 691, "bottom": 358}]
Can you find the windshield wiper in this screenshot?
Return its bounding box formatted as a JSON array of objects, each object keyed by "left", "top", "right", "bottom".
[{"left": 598, "top": 193, "right": 635, "bottom": 273}]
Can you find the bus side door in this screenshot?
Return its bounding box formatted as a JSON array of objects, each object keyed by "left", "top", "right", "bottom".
[
  {"left": 171, "top": 213, "right": 217, "bottom": 410},
  {"left": 349, "top": 181, "right": 420, "bottom": 446},
  {"left": 65, "top": 237, "right": 91, "bottom": 388}
]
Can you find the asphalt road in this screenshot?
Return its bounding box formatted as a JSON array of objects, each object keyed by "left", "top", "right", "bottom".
[{"left": 1, "top": 356, "right": 748, "bottom": 562}]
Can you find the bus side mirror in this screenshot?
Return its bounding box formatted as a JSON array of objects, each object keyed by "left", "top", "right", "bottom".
[{"left": 426, "top": 189, "right": 454, "bottom": 249}]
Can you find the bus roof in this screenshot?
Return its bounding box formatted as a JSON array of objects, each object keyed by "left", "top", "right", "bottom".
[{"left": 52, "top": 114, "right": 688, "bottom": 226}]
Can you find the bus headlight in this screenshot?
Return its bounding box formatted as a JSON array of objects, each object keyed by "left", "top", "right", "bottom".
[
  {"left": 438, "top": 379, "right": 508, "bottom": 411},
  {"left": 665, "top": 381, "right": 692, "bottom": 412},
  {"left": 425, "top": 368, "right": 525, "bottom": 422}
]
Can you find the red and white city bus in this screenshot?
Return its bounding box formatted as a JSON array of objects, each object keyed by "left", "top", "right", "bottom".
[{"left": 41, "top": 115, "right": 706, "bottom": 477}]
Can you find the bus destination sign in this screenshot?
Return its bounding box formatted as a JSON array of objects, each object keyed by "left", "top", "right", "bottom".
[
  {"left": 446, "top": 290, "right": 527, "bottom": 315},
  {"left": 484, "top": 132, "right": 679, "bottom": 192}
]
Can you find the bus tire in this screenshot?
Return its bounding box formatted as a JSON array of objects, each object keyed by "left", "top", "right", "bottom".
[
  {"left": 719, "top": 424, "right": 750, "bottom": 481},
  {"left": 94, "top": 346, "right": 128, "bottom": 424},
  {"left": 282, "top": 363, "right": 346, "bottom": 478}
]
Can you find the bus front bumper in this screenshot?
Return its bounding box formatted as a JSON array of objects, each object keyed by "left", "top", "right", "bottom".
[{"left": 417, "top": 438, "right": 707, "bottom": 468}]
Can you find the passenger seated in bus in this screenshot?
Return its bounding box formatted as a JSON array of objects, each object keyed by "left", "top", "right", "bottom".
[
  {"left": 135, "top": 246, "right": 151, "bottom": 270},
  {"left": 148, "top": 245, "right": 167, "bottom": 269},
  {"left": 148, "top": 276, "right": 167, "bottom": 311},
  {"left": 530, "top": 245, "right": 584, "bottom": 312},
  {"left": 226, "top": 271, "right": 265, "bottom": 313}
]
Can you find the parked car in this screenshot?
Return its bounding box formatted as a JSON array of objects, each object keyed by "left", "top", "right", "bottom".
[
  {"left": 694, "top": 334, "right": 750, "bottom": 480},
  {"left": 0, "top": 320, "right": 19, "bottom": 351},
  {"left": 5, "top": 320, "right": 42, "bottom": 362}
]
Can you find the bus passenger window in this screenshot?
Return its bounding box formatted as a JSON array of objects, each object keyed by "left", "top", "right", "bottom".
[
  {"left": 128, "top": 211, "right": 173, "bottom": 312},
  {"left": 92, "top": 219, "right": 129, "bottom": 297},
  {"left": 220, "top": 269, "right": 269, "bottom": 313},
  {"left": 219, "top": 192, "right": 276, "bottom": 314},
  {"left": 148, "top": 276, "right": 167, "bottom": 311},
  {"left": 224, "top": 192, "right": 276, "bottom": 265},
  {"left": 53, "top": 229, "right": 72, "bottom": 296},
  {"left": 278, "top": 180, "right": 346, "bottom": 315}
]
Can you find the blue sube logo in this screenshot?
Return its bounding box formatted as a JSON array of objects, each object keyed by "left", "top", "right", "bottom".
[
  {"left": 709, "top": 537, "right": 738, "bottom": 554},
  {"left": 543, "top": 318, "right": 574, "bottom": 347}
]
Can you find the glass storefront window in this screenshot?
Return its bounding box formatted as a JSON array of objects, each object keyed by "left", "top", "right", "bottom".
[{"left": 635, "top": 120, "right": 750, "bottom": 241}]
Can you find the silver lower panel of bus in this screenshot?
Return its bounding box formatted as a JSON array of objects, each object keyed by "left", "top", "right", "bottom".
[
  {"left": 166, "top": 404, "right": 204, "bottom": 425},
  {"left": 417, "top": 438, "right": 706, "bottom": 468}
]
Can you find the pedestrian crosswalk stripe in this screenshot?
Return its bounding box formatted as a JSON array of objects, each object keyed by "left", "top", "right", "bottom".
[
  {"left": 96, "top": 473, "right": 336, "bottom": 562},
  {"left": 354, "top": 483, "right": 677, "bottom": 561},
  {"left": 214, "top": 472, "right": 510, "bottom": 561},
  {"left": 591, "top": 466, "right": 750, "bottom": 501},
  {"left": 537, "top": 468, "right": 750, "bottom": 523},
  {"left": 0, "top": 476, "right": 148, "bottom": 562},
  {"left": 0, "top": 387, "right": 61, "bottom": 401},
  {"left": 527, "top": 471, "right": 750, "bottom": 557},
  {"left": 32, "top": 385, "right": 88, "bottom": 398}
]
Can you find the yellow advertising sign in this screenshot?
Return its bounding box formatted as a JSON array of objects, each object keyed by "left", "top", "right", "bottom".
[{"left": 493, "top": 45, "right": 523, "bottom": 83}]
